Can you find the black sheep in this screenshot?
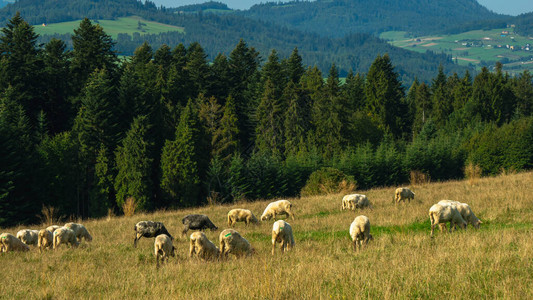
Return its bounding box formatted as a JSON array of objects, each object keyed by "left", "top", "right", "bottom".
[
  {"left": 133, "top": 221, "right": 173, "bottom": 248},
  {"left": 182, "top": 214, "right": 218, "bottom": 236}
]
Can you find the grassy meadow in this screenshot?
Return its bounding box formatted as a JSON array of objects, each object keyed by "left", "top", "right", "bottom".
[
  {"left": 380, "top": 29, "right": 533, "bottom": 74},
  {"left": 1, "top": 171, "right": 532, "bottom": 298},
  {"left": 33, "top": 16, "right": 184, "bottom": 39}
]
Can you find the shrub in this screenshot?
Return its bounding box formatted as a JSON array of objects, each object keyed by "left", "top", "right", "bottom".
[
  {"left": 122, "top": 197, "right": 137, "bottom": 217},
  {"left": 464, "top": 163, "right": 482, "bottom": 185},
  {"left": 301, "top": 167, "right": 357, "bottom": 196}
]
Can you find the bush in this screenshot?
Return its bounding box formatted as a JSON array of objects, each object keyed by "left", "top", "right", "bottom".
[{"left": 300, "top": 167, "right": 357, "bottom": 196}]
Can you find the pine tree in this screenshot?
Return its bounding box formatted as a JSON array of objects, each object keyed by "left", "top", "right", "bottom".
[
  {"left": 0, "top": 86, "right": 39, "bottom": 226},
  {"left": 0, "top": 12, "right": 43, "bottom": 123},
  {"left": 160, "top": 100, "right": 207, "bottom": 206},
  {"left": 364, "top": 54, "right": 405, "bottom": 138},
  {"left": 283, "top": 81, "right": 308, "bottom": 156},
  {"left": 71, "top": 18, "right": 117, "bottom": 97},
  {"left": 450, "top": 71, "right": 473, "bottom": 112},
  {"left": 255, "top": 79, "right": 285, "bottom": 155},
  {"left": 115, "top": 115, "right": 154, "bottom": 211},
  {"left": 206, "top": 53, "right": 230, "bottom": 101},
  {"left": 262, "top": 49, "right": 286, "bottom": 100},
  {"left": 286, "top": 47, "right": 305, "bottom": 84},
  {"left": 42, "top": 38, "right": 71, "bottom": 134},
  {"left": 186, "top": 42, "right": 209, "bottom": 97},
  {"left": 431, "top": 66, "right": 452, "bottom": 128},
  {"left": 342, "top": 70, "right": 366, "bottom": 113}
]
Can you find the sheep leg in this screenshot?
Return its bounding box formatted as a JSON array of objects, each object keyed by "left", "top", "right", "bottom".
[
  {"left": 189, "top": 239, "right": 195, "bottom": 258},
  {"left": 430, "top": 224, "right": 435, "bottom": 238},
  {"left": 182, "top": 225, "right": 189, "bottom": 237}
]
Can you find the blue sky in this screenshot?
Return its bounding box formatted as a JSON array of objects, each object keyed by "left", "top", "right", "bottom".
[{"left": 156, "top": 0, "right": 533, "bottom": 15}]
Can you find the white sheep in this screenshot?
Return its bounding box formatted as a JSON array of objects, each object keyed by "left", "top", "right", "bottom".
[
  {"left": 189, "top": 231, "right": 219, "bottom": 261},
  {"left": 342, "top": 194, "right": 371, "bottom": 210},
  {"left": 46, "top": 225, "right": 61, "bottom": 233},
  {"left": 349, "top": 215, "right": 373, "bottom": 251},
  {"left": 394, "top": 187, "right": 415, "bottom": 204},
  {"left": 16, "top": 229, "right": 39, "bottom": 246},
  {"left": 227, "top": 209, "right": 259, "bottom": 227},
  {"left": 0, "top": 233, "right": 30, "bottom": 252},
  {"left": 261, "top": 200, "right": 295, "bottom": 221},
  {"left": 437, "top": 200, "right": 482, "bottom": 229},
  {"left": 429, "top": 203, "right": 467, "bottom": 237},
  {"left": 219, "top": 229, "right": 254, "bottom": 259},
  {"left": 53, "top": 227, "right": 80, "bottom": 249},
  {"left": 271, "top": 220, "right": 295, "bottom": 255},
  {"left": 38, "top": 229, "right": 54, "bottom": 253},
  {"left": 65, "top": 222, "right": 93, "bottom": 242},
  {"left": 154, "top": 234, "right": 175, "bottom": 268}
]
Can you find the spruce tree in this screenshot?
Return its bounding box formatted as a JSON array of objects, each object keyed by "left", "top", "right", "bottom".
[
  {"left": 283, "top": 81, "right": 308, "bottom": 156},
  {"left": 206, "top": 54, "right": 230, "bottom": 102},
  {"left": 115, "top": 115, "right": 154, "bottom": 211},
  {"left": 512, "top": 70, "right": 533, "bottom": 118},
  {"left": 186, "top": 42, "right": 209, "bottom": 97},
  {"left": 160, "top": 100, "right": 207, "bottom": 206},
  {"left": 255, "top": 79, "right": 285, "bottom": 155},
  {"left": 213, "top": 96, "right": 240, "bottom": 162},
  {"left": 286, "top": 47, "right": 305, "bottom": 84},
  {"left": 364, "top": 54, "right": 405, "bottom": 138},
  {"left": 431, "top": 66, "right": 452, "bottom": 128}
]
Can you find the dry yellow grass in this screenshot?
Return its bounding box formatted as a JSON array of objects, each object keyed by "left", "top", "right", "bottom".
[{"left": 1, "top": 172, "right": 532, "bottom": 298}]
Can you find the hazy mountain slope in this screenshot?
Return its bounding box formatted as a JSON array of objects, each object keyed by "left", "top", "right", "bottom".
[
  {"left": 0, "top": 0, "right": 469, "bottom": 82},
  {"left": 241, "top": 0, "right": 505, "bottom": 37}
]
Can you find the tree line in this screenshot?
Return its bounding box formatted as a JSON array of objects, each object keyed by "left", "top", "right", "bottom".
[{"left": 1, "top": 14, "right": 532, "bottom": 227}]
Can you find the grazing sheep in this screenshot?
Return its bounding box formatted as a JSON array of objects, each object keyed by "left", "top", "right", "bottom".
[
  {"left": 429, "top": 203, "right": 467, "bottom": 237},
  {"left": 38, "top": 229, "right": 54, "bottom": 253},
  {"left": 437, "top": 200, "right": 482, "bottom": 229},
  {"left": 260, "top": 200, "right": 295, "bottom": 221},
  {"left": 182, "top": 214, "right": 218, "bottom": 236},
  {"left": 227, "top": 209, "right": 259, "bottom": 227},
  {"left": 271, "top": 220, "right": 295, "bottom": 255},
  {"left": 0, "top": 233, "right": 30, "bottom": 252},
  {"left": 46, "top": 225, "right": 61, "bottom": 233},
  {"left": 154, "top": 234, "right": 175, "bottom": 268},
  {"left": 219, "top": 229, "right": 254, "bottom": 259},
  {"left": 394, "top": 187, "right": 415, "bottom": 204},
  {"left": 65, "top": 223, "right": 93, "bottom": 243},
  {"left": 342, "top": 194, "right": 371, "bottom": 210},
  {"left": 134, "top": 221, "right": 173, "bottom": 248},
  {"left": 53, "top": 227, "right": 79, "bottom": 250},
  {"left": 349, "top": 215, "right": 373, "bottom": 251},
  {"left": 16, "top": 229, "right": 39, "bottom": 246},
  {"left": 189, "top": 231, "right": 219, "bottom": 261}
]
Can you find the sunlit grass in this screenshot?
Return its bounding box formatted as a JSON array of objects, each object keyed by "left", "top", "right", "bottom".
[{"left": 0, "top": 172, "right": 531, "bottom": 298}]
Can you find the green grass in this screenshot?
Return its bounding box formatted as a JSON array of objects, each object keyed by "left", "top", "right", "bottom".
[
  {"left": 33, "top": 16, "right": 184, "bottom": 39},
  {"left": 380, "top": 28, "right": 533, "bottom": 74}
]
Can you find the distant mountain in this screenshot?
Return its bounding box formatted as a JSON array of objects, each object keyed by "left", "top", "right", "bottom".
[
  {"left": 513, "top": 12, "right": 533, "bottom": 37},
  {"left": 0, "top": 0, "right": 469, "bottom": 82},
  {"left": 171, "top": 1, "right": 233, "bottom": 13},
  {"left": 240, "top": 0, "right": 506, "bottom": 37}
]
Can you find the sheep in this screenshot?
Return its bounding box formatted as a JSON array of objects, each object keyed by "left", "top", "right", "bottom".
[
  {"left": 260, "top": 200, "right": 295, "bottom": 221},
  {"left": 227, "top": 209, "right": 259, "bottom": 227},
  {"left": 38, "top": 229, "right": 54, "bottom": 253},
  {"left": 429, "top": 203, "right": 467, "bottom": 237},
  {"left": 53, "top": 227, "right": 80, "bottom": 249},
  {"left": 182, "top": 214, "right": 218, "bottom": 236},
  {"left": 16, "top": 229, "right": 39, "bottom": 246},
  {"left": 189, "top": 231, "right": 219, "bottom": 261},
  {"left": 134, "top": 221, "right": 173, "bottom": 248},
  {"left": 154, "top": 234, "right": 175, "bottom": 268},
  {"left": 65, "top": 223, "right": 93, "bottom": 243},
  {"left": 219, "top": 229, "right": 254, "bottom": 259},
  {"left": 46, "top": 225, "right": 61, "bottom": 233},
  {"left": 341, "top": 194, "right": 371, "bottom": 210},
  {"left": 0, "top": 233, "right": 30, "bottom": 252},
  {"left": 349, "top": 215, "right": 373, "bottom": 251},
  {"left": 437, "top": 200, "right": 482, "bottom": 229},
  {"left": 394, "top": 187, "right": 415, "bottom": 204},
  {"left": 271, "top": 220, "right": 295, "bottom": 255}
]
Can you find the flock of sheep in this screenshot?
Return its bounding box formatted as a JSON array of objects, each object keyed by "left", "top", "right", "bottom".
[
  {"left": 0, "top": 222, "right": 92, "bottom": 253},
  {"left": 0, "top": 187, "right": 483, "bottom": 267}
]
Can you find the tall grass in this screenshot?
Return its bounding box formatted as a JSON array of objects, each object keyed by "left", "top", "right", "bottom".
[{"left": 1, "top": 172, "right": 532, "bottom": 298}]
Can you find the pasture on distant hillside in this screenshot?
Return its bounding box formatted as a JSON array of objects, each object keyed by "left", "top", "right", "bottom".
[
  {"left": 33, "top": 16, "right": 184, "bottom": 38},
  {"left": 381, "top": 28, "right": 533, "bottom": 75},
  {"left": 0, "top": 172, "right": 532, "bottom": 298}
]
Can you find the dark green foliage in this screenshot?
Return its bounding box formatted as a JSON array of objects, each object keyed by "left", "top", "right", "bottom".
[
  {"left": 466, "top": 118, "right": 533, "bottom": 175},
  {"left": 255, "top": 80, "right": 285, "bottom": 155},
  {"left": 114, "top": 115, "right": 154, "bottom": 211},
  {"left": 300, "top": 167, "right": 356, "bottom": 197}
]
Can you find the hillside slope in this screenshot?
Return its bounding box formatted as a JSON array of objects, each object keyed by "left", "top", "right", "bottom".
[
  {"left": 0, "top": 172, "right": 531, "bottom": 298},
  {"left": 241, "top": 0, "right": 505, "bottom": 37},
  {"left": 0, "top": 0, "right": 468, "bottom": 81}
]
